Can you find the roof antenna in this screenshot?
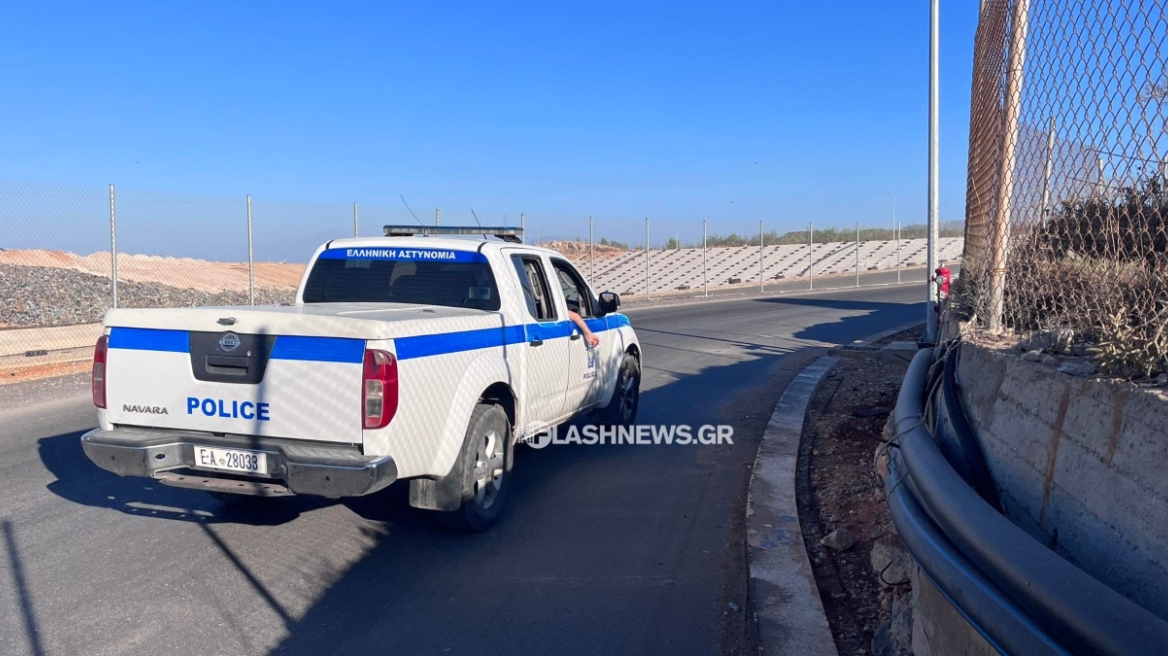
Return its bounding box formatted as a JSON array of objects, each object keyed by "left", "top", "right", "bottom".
[
  {"left": 471, "top": 209, "right": 487, "bottom": 239},
  {"left": 399, "top": 195, "right": 424, "bottom": 226}
]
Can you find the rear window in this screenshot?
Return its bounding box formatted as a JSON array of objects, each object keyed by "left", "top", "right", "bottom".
[{"left": 302, "top": 247, "right": 501, "bottom": 311}]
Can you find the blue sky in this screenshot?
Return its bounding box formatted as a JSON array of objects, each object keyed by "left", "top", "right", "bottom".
[{"left": 1, "top": 1, "right": 980, "bottom": 258}]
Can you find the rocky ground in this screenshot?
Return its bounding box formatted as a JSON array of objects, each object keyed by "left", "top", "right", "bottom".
[
  {"left": 0, "top": 263, "right": 296, "bottom": 328},
  {"left": 798, "top": 330, "right": 919, "bottom": 656}
]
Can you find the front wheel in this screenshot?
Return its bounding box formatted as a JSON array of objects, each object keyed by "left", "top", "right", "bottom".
[
  {"left": 597, "top": 352, "right": 640, "bottom": 426},
  {"left": 434, "top": 403, "right": 513, "bottom": 533}
]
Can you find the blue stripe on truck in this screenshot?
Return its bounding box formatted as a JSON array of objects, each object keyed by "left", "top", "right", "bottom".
[
  {"left": 393, "top": 315, "right": 629, "bottom": 360},
  {"left": 108, "top": 328, "right": 363, "bottom": 364},
  {"left": 108, "top": 327, "right": 190, "bottom": 353},
  {"left": 270, "top": 336, "right": 365, "bottom": 363},
  {"left": 106, "top": 313, "right": 631, "bottom": 362},
  {"left": 394, "top": 325, "right": 528, "bottom": 360}
]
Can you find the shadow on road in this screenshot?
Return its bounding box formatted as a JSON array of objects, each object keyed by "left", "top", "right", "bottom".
[
  {"left": 264, "top": 344, "right": 798, "bottom": 656},
  {"left": 36, "top": 431, "right": 335, "bottom": 526},
  {"left": 2, "top": 520, "right": 46, "bottom": 656},
  {"left": 31, "top": 293, "right": 919, "bottom": 655},
  {"left": 751, "top": 296, "right": 924, "bottom": 344}
]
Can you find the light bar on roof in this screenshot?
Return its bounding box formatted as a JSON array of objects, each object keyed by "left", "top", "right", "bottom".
[{"left": 382, "top": 225, "right": 525, "bottom": 244}]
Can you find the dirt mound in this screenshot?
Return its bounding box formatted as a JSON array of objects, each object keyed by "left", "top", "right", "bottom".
[
  {"left": 539, "top": 240, "right": 628, "bottom": 260},
  {"left": 0, "top": 250, "right": 305, "bottom": 294},
  {"left": 0, "top": 243, "right": 620, "bottom": 297}
]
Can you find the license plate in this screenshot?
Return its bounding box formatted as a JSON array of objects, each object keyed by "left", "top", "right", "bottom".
[{"left": 194, "top": 446, "right": 267, "bottom": 475}]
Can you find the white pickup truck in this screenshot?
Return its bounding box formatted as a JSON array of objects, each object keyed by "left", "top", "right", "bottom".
[{"left": 81, "top": 226, "right": 641, "bottom": 531}]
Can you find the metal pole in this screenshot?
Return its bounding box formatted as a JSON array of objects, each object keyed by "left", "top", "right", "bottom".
[
  {"left": 759, "top": 219, "right": 764, "bottom": 293},
  {"left": 808, "top": 221, "right": 814, "bottom": 290},
  {"left": 1040, "top": 117, "right": 1056, "bottom": 224},
  {"left": 645, "top": 217, "right": 650, "bottom": 299},
  {"left": 109, "top": 184, "right": 117, "bottom": 309},
  {"left": 247, "top": 195, "right": 255, "bottom": 306},
  {"left": 856, "top": 221, "right": 861, "bottom": 287},
  {"left": 353, "top": 202, "right": 359, "bottom": 237},
  {"left": 926, "top": 0, "right": 942, "bottom": 341},
  {"left": 1096, "top": 156, "right": 1105, "bottom": 197},
  {"left": 589, "top": 215, "right": 594, "bottom": 287},
  {"left": 896, "top": 218, "right": 902, "bottom": 283},
  {"left": 520, "top": 213, "right": 525, "bottom": 243},
  {"left": 986, "top": 0, "right": 1030, "bottom": 334},
  {"left": 703, "top": 219, "right": 708, "bottom": 297},
  {"left": 436, "top": 207, "right": 440, "bottom": 226}
]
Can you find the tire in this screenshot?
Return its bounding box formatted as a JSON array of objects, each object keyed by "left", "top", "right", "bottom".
[
  {"left": 434, "top": 403, "right": 513, "bottom": 533},
  {"left": 597, "top": 352, "right": 641, "bottom": 426}
]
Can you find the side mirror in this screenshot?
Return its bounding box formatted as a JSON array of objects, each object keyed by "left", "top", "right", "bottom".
[{"left": 597, "top": 291, "right": 621, "bottom": 316}]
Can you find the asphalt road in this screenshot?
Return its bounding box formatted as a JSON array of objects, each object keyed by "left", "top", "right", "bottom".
[{"left": 0, "top": 283, "right": 925, "bottom": 656}]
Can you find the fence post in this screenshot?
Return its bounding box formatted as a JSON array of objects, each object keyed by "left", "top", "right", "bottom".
[
  {"left": 109, "top": 183, "right": 118, "bottom": 309},
  {"left": 703, "top": 219, "right": 708, "bottom": 297},
  {"left": 809, "top": 221, "right": 814, "bottom": 290},
  {"left": 856, "top": 221, "right": 861, "bottom": 287},
  {"left": 1040, "top": 117, "right": 1056, "bottom": 225},
  {"left": 354, "top": 202, "right": 359, "bottom": 237},
  {"left": 926, "top": 0, "right": 942, "bottom": 341},
  {"left": 760, "top": 219, "right": 765, "bottom": 293},
  {"left": 589, "top": 215, "right": 594, "bottom": 288},
  {"left": 987, "top": 0, "right": 1031, "bottom": 334},
  {"left": 247, "top": 195, "right": 255, "bottom": 306},
  {"left": 645, "top": 217, "right": 650, "bottom": 300}
]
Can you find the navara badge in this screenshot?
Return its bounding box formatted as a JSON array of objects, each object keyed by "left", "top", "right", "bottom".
[{"left": 219, "top": 332, "right": 241, "bottom": 352}]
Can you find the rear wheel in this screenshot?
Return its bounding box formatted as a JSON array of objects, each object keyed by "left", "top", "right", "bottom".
[
  {"left": 597, "top": 352, "right": 640, "bottom": 426},
  {"left": 434, "top": 403, "right": 512, "bottom": 533}
]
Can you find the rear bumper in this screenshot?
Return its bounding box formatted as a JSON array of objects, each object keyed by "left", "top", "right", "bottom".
[{"left": 80, "top": 427, "right": 397, "bottom": 498}]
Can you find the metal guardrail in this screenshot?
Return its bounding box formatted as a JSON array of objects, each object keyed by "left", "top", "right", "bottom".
[{"left": 886, "top": 346, "right": 1168, "bottom": 655}]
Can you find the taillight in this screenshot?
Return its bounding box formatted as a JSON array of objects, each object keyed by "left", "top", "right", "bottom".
[
  {"left": 92, "top": 335, "right": 108, "bottom": 408},
  {"left": 363, "top": 349, "right": 398, "bottom": 429}
]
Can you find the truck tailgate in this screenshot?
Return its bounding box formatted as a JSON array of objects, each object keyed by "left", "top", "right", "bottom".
[{"left": 105, "top": 327, "right": 364, "bottom": 444}]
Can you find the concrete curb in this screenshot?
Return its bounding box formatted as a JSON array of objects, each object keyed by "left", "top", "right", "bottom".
[
  {"left": 844, "top": 320, "right": 926, "bottom": 347},
  {"left": 746, "top": 355, "right": 839, "bottom": 656}
]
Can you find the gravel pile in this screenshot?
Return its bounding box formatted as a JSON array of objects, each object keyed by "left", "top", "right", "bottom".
[{"left": 1, "top": 263, "right": 296, "bottom": 328}]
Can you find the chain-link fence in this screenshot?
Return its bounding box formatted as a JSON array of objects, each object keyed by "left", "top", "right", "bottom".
[
  {"left": 2, "top": 179, "right": 962, "bottom": 373},
  {"left": 958, "top": 1, "right": 1168, "bottom": 377}
]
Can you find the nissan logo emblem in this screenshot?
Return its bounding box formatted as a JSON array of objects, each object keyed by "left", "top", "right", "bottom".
[{"left": 219, "top": 333, "right": 241, "bottom": 352}]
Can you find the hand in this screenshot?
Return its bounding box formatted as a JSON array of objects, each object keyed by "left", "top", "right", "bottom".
[{"left": 586, "top": 333, "right": 600, "bottom": 347}]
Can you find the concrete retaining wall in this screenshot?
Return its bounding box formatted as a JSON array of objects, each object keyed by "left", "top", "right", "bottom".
[
  {"left": 0, "top": 323, "right": 102, "bottom": 357},
  {"left": 956, "top": 343, "right": 1168, "bottom": 620}
]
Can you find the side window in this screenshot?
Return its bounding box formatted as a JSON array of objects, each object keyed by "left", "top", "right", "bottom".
[
  {"left": 551, "top": 259, "right": 595, "bottom": 317},
  {"left": 510, "top": 255, "right": 558, "bottom": 321}
]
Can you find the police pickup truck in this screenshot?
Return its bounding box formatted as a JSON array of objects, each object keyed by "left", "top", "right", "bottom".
[{"left": 81, "top": 226, "right": 641, "bottom": 531}]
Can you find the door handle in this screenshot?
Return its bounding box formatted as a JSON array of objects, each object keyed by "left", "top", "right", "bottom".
[
  {"left": 530, "top": 339, "right": 544, "bottom": 347},
  {"left": 569, "top": 333, "right": 582, "bottom": 341}
]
